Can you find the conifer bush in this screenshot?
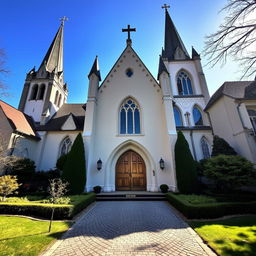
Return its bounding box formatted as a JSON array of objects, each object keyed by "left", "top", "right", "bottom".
[
  {"left": 174, "top": 131, "right": 198, "bottom": 194},
  {"left": 62, "top": 133, "right": 86, "bottom": 194},
  {"left": 211, "top": 135, "right": 237, "bottom": 157}
]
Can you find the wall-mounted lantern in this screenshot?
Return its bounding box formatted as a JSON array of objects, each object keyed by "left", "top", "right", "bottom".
[
  {"left": 159, "top": 158, "right": 165, "bottom": 170},
  {"left": 97, "top": 158, "right": 102, "bottom": 170}
]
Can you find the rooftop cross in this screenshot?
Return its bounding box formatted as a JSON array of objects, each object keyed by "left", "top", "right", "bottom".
[
  {"left": 122, "top": 25, "right": 136, "bottom": 43},
  {"left": 59, "top": 16, "right": 68, "bottom": 26},
  {"left": 162, "top": 4, "right": 170, "bottom": 11}
]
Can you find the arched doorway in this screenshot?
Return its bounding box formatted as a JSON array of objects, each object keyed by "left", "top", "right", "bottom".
[{"left": 115, "top": 150, "right": 146, "bottom": 191}]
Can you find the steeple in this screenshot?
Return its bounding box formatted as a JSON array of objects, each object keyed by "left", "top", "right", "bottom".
[
  {"left": 88, "top": 56, "right": 101, "bottom": 81},
  {"left": 38, "top": 23, "right": 64, "bottom": 73},
  {"left": 163, "top": 9, "right": 190, "bottom": 61}
]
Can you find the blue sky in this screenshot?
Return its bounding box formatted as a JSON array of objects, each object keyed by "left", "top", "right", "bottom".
[{"left": 0, "top": 0, "right": 250, "bottom": 108}]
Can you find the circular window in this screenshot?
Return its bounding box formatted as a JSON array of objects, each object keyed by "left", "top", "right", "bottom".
[{"left": 126, "top": 68, "right": 133, "bottom": 77}]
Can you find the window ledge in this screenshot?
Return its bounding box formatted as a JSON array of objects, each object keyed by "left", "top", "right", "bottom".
[{"left": 116, "top": 133, "right": 145, "bottom": 137}]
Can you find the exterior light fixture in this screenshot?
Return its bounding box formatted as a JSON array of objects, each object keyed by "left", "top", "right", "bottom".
[
  {"left": 97, "top": 158, "right": 102, "bottom": 170},
  {"left": 159, "top": 158, "right": 165, "bottom": 170}
]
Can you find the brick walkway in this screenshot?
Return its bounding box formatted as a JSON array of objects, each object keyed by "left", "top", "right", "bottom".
[{"left": 42, "top": 201, "right": 215, "bottom": 256}]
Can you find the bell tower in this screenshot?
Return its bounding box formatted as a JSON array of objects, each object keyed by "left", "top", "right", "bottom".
[{"left": 18, "top": 17, "right": 68, "bottom": 124}]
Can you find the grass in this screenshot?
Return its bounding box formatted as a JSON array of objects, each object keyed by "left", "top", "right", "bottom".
[
  {"left": 0, "top": 216, "right": 72, "bottom": 256},
  {"left": 189, "top": 216, "right": 256, "bottom": 256}
]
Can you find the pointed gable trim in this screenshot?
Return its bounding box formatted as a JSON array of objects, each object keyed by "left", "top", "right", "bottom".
[
  {"left": 99, "top": 45, "right": 160, "bottom": 89},
  {"left": 157, "top": 56, "right": 169, "bottom": 80},
  {"left": 88, "top": 56, "right": 101, "bottom": 81},
  {"left": 61, "top": 113, "right": 77, "bottom": 130}
]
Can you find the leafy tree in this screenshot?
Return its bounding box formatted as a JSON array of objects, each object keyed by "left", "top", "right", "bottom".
[
  {"left": 211, "top": 135, "right": 237, "bottom": 157},
  {"left": 174, "top": 131, "right": 198, "bottom": 193},
  {"left": 62, "top": 133, "right": 86, "bottom": 194},
  {"left": 204, "top": 0, "right": 256, "bottom": 78},
  {"left": 204, "top": 154, "right": 256, "bottom": 191},
  {"left": 0, "top": 175, "right": 20, "bottom": 201}
]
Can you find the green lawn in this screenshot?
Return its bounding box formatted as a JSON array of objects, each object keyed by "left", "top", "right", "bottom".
[
  {"left": 189, "top": 216, "right": 256, "bottom": 256},
  {"left": 0, "top": 216, "right": 72, "bottom": 256}
]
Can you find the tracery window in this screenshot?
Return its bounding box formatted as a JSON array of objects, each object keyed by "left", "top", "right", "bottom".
[
  {"left": 173, "top": 106, "right": 183, "bottom": 126},
  {"left": 247, "top": 109, "right": 256, "bottom": 132},
  {"left": 30, "top": 84, "right": 38, "bottom": 100},
  {"left": 59, "top": 137, "right": 72, "bottom": 157},
  {"left": 201, "top": 137, "right": 210, "bottom": 159},
  {"left": 120, "top": 98, "right": 140, "bottom": 134},
  {"left": 177, "top": 71, "right": 193, "bottom": 95},
  {"left": 58, "top": 94, "right": 62, "bottom": 107},
  {"left": 193, "top": 106, "right": 203, "bottom": 126}
]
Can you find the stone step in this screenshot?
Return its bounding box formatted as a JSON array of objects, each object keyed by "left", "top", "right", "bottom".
[{"left": 96, "top": 196, "right": 167, "bottom": 201}]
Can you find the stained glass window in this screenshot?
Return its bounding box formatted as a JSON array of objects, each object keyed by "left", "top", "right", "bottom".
[
  {"left": 173, "top": 107, "right": 183, "bottom": 126},
  {"left": 201, "top": 137, "right": 210, "bottom": 159},
  {"left": 120, "top": 98, "right": 141, "bottom": 134},
  {"left": 193, "top": 107, "right": 203, "bottom": 126},
  {"left": 59, "top": 137, "right": 72, "bottom": 157},
  {"left": 177, "top": 71, "right": 193, "bottom": 95}
]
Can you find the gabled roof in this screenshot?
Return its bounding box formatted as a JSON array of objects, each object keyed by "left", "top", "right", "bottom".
[
  {"left": 37, "top": 103, "right": 85, "bottom": 131},
  {"left": 157, "top": 56, "right": 169, "bottom": 80},
  {"left": 100, "top": 44, "right": 160, "bottom": 88},
  {"left": 88, "top": 56, "right": 101, "bottom": 81},
  {"left": 205, "top": 81, "right": 255, "bottom": 110},
  {"left": 163, "top": 10, "right": 190, "bottom": 61},
  {"left": 0, "top": 100, "right": 38, "bottom": 138},
  {"left": 38, "top": 24, "right": 64, "bottom": 73}
]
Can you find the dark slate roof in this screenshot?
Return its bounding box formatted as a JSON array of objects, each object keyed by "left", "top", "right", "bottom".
[
  {"left": 88, "top": 56, "right": 101, "bottom": 81},
  {"left": 157, "top": 56, "right": 169, "bottom": 80},
  {"left": 192, "top": 47, "right": 200, "bottom": 59},
  {"left": 37, "top": 103, "right": 85, "bottom": 131},
  {"left": 205, "top": 81, "right": 255, "bottom": 110},
  {"left": 38, "top": 24, "right": 63, "bottom": 73},
  {"left": 163, "top": 10, "right": 190, "bottom": 61}
]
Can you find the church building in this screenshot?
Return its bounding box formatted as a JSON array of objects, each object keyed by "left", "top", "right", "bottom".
[{"left": 2, "top": 9, "right": 213, "bottom": 192}]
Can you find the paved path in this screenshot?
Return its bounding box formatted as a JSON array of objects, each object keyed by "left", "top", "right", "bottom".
[{"left": 43, "top": 201, "right": 215, "bottom": 256}]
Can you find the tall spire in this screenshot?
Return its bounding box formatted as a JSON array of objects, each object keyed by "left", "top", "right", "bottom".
[
  {"left": 38, "top": 21, "right": 64, "bottom": 73},
  {"left": 163, "top": 9, "right": 190, "bottom": 60}
]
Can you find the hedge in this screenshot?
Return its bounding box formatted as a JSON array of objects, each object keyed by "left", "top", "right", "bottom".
[
  {"left": 0, "top": 193, "right": 96, "bottom": 220},
  {"left": 166, "top": 193, "right": 256, "bottom": 219}
]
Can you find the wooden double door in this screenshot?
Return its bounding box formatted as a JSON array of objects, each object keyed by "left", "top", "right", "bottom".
[{"left": 116, "top": 150, "right": 146, "bottom": 191}]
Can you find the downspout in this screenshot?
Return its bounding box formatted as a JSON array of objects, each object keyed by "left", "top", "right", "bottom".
[{"left": 190, "top": 130, "right": 197, "bottom": 161}]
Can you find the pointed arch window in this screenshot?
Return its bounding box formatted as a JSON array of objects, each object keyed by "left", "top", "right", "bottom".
[
  {"left": 193, "top": 106, "right": 203, "bottom": 126},
  {"left": 177, "top": 71, "right": 193, "bottom": 95},
  {"left": 120, "top": 98, "right": 141, "bottom": 134},
  {"left": 173, "top": 106, "right": 183, "bottom": 126},
  {"left": 54, "top": 91, "right": 59, "bottom": 105},
  {"left": 38, "top": 84, "right": 46, "bottom": 100},
  {"left": 201, "top": 137, "right": 211, "bottom": 159},
  {"left": 59, "top": 137, "right": 72, "bottom": 157},
  {"left": 30, "top": 84, "right": 38, "bottom": 100},
  {"left": 58, "top": 94, "right": 62, "bottom": 107}
]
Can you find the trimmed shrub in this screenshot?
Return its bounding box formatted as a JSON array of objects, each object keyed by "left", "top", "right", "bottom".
[
  {"left": 0, "top": 193, "right": 96, "bottom": 220},
  {"left": 174, "top": 131, "right": 197, "bottom": 194},
  {"left": 56, "top": 154, "right": 68, "bottom": 171},
  {"left": 10, "top": 158, "right": 36, "bottom": 176},
  {"left": 204, "top": 154, "right": 256, "bottom": 191},
  {"left": 93, "top": 186, "right": 102, "bottom": 194},
  {"left": 166, "top": 193, "right": 256, "bottom": 219},
  {"left": 160, "top": 184, "right": 169, "bottom": 193},
  {"left": 211, "top": 135, "right": 237, "bottom": 157},
  {"left": 62, "top": 133, "right": 86, "bottom": 194}
]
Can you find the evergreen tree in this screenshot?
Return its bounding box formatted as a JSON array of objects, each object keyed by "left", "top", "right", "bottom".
[
  {"left": 211, "top": 135, "right": 237, "bottom": 157},
  {"left": 62, "top": 133, "right": 86, "bottom": 194},
  {"left": 174, "top": 131, "right": 197, "bottom": 194}
]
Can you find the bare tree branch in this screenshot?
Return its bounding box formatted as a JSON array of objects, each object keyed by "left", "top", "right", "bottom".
[{"left": 204, "top": 0, "right": 256, "bottom": 78}]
